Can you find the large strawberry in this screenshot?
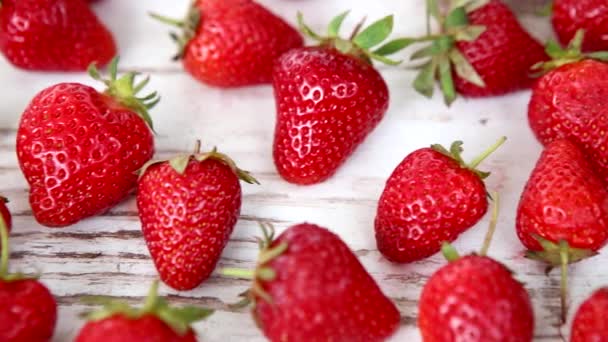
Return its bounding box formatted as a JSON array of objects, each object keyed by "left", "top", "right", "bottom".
[
  {"left": 0, "top": 210, "right": 57, "bottom": 342},
  {"left": 151, "top": 0, "right": 303, "bottom": 87},
  {"left": 273, "top": 12, "right": 407, "bottom": 185},
  {"left": 406, "top": 0, "right": 547, "bottom": 105},
  {"left": 528, "top": 31, "right": 608, "bottom": 184},
  {"left": 75, "top": 281, "right": 213, "bottom": 342},
  {"left": 516, "top": 139, "right": 608, "bottom": 323},
  {"left": 375, "top": 137, "right": 506, "bottom": 263},
  {"left": 137, "top": 142, "right": 258, "bottom": 291},
  {"left": 571, "top": 288, "right": 608, "bottom": 341},
  {"left": 0, "top": 0, "right": 116, "bottom": 71},
  {"left": 553, "top": 0, "right": 608, "bottom": 52},
  {"left": 223, "top": 223, "right": 401, "bottom": 342},
  {"left": 16, "top": 58, "right": 158, "bottom": 227},
  {"left": 419, "top": 196, "right": 535, "bottom": 342}
]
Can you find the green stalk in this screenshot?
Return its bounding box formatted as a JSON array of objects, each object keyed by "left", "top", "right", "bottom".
[
  {"left": 559, "top": 241, "right": 569, "bottom": 324},
  {"left": 221, "top": 268, "right": 256, "bottom": 279},
  {"left": 0, "top": 215, "right": 8, "bottom": 277},
  {"left": 480, "top": 191, "right": 499, "bottom": 256},
  {"left": 468, "top": 136, "right": 507, "bottom": 169}
]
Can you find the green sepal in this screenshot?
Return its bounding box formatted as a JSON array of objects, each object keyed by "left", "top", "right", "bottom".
[
  {"left": 352, "top": 15, "right": 394, "bottom": 49},
  {"left": 413, "top": 60, "right": 438, "bottom": 97},
  {"left": 150, "top": 2, "right": 201, "bottom": 60},
  {"left": 374, "top": 38, "right": 416, "bottom": 56},
  {"left": 525, "top": 236, "right": 597, "bottom": 267},
  {"left": 297, "top": 12, "right": 323, "bottom": 41},
  {"left": 431, "top": 137, "right": 507, "bottom": 179},
  {"left": 328, "top": 10, "right": 350, "bottom": 37}
]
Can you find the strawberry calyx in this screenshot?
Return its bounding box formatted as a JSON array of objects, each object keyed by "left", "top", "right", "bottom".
[
  {"left": 406, "top": 0, "right": 490, "bottom": 105},
  {"left": 531, "top": 29, "right": 608, "bottom": 75},
  {"left": 431, "top": 136, "right": 506, "bottom": 179},
  {"left": 150, "top": 3, "right": 200, "bottom": 60},
  {"left": 88, "top": 57, "right": 159, "bottom": 132},
  {"left": 82, "top": 280, "right": 213, "bottom": 336},
  {"left": 138, "top": 140, "right": 259, "bottom": 184},
  {"left": 297, "top": 11, "right": 409, "bottom": 66},
  {"left": 0, "top": 212, "right": 33, "bottom": 282}
]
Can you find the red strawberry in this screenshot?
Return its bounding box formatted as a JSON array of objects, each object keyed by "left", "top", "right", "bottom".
[
  {"left": 408, "top": 0, "right": 547, "bottom": 105},
  {"left": 16, "top": 58, "right": 157, "bottom": 227},
  {"left": 0, "top": 0, "right": 116, "bottom": 71},
  {"left": 137, "top": 142, "right": 258, "bottom": 290},
  {"left": 375, "top": 138, "right": 505, "bottom": 263},
  {"left": 0, "top": 196, "right": 11, "bottom": 232},
  {"left": 516, "top": 139, "right": 608, "bottom": 323},
  {"left": 75, "top": 281, "right": 213, "bottom": 342},
  {"left": 553, "top": 0, "right": 608, "bottom": 52},
  {"left": 528, "top": 31, "right": 608, "bottom": 185},
  {"left": 151, "top": 0, "right": 303, "bottom": 87},
  {"left": 272, "top": 12, "right": 407, "bottom": 184},
  {"left": 223, "top": 223, "right": 400, "bottom": 342},
  {"left": 0, "top": 212, "right": 57, "bottom": 342},
  {"left": 571, "top": 288, "right": 608, "bottom": 341}
]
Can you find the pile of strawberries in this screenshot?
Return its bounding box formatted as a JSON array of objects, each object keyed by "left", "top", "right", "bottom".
[{"left": 1, "top": 0, "right": 608, "bottom": 341}]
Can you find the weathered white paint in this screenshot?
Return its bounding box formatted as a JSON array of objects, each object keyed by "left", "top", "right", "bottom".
[{"left": 0, "top": 1, "right": 599, "bottom": 341}]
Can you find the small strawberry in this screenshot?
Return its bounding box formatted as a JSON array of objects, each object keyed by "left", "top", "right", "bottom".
[
  {"left": 571, "top": 288, "right": 608, "bottom": 341},
  {"left": 151, "top": 0, "right": 303, "bottom": 87},
  {"left": 273, "top": 12, "right": 408, "bottom": 185},
  {"left": 223, "top": 223, "right": 401, "bottom": 342},
  {"left": 137, "top": 141, "right": 258, "bottom": 291},
  {"left": 516, "top": 139, "right": 608, "bottom": 323},
  {"left": 528, "top": 30, "right": 608, "bottom": 184},
  {"left": 552, "top": 0, "right": 608, "bottom": 52},
  {"left": 75, "top": 281, "right": 213, "bottom": 342},
  {"left": 406, "top": 0, "right": 547, "bottom": 105},
  {"left": 16, "top": 58, "right": 158, "bottom": 227},
  {"left": 375, "top": 137, "right": 506, "bottom": 263},
  {"left": 0, "top": 0, "right": 116, "bottom": 71},
  {"left": 419, "top": 195, "right": 535, "bottom": 342},
  {"left": 0, "top": 210, "right": 57, "bottom": 342}
]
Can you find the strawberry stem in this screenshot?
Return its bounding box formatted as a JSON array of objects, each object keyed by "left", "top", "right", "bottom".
[
  {"left": 480, "top": 191, "right": 499, "bottom": 256},
  {"left": 221, "top": 268, "right": 256, "bottom": 280},
  {"left": 149, "top": 12, "right": 185, "bottom": 28},
  {"left": 348, "top": 16, "right": 367, "bottom": 40},
  {"left": 0, "top": 215, "right": 8, "bottom": 277},
  {"left": 441, "top": 242, "right": 460, "bottom": 262},
  {"left": 559, "top": 240, "right": 569, "bottom": 324},
  {"left": 468, "top": 136, "right": 507, "bottom": 169}
]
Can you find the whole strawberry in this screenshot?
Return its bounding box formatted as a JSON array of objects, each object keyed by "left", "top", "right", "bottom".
[
  {"left": 223, "top": 223, "right": 400, "bottom": 342},
  {"left": 16, "top": 58, "right": 157, "bottom": 227},
  {"left": 553, "top": 0, "right": 608, "bottom": 52},
  {"left": 0, "top": 0, "right": 116, "bottom": 71},
  {"left": 75, "top": 281, "right": 213, "bottom": 342},
  {"left": 273, "top": 12, "right": 407, "bottom": 184},
  {"left": 407, "top": 0, "right": 547, "bottom": 105},
  {"left": 151, "top": 0, "right": 303, "bottom": 87},
  {"left": 375, "top": 138, "right": 505, "bottom": 263},
  {"left": 528, "top": 31, "right": 608, "bottom": 184},
  {"left": 516, "top": 139, "right": 608, "bottom": 323},
  {"left": 571, "top": 288, "right": 608, "bottom": 341},
  {"left": 137, "top": 142, "right": 258, "bottom": 291},
  {"left": 0, "top": 211, "right": 57, "bottom": 342}
]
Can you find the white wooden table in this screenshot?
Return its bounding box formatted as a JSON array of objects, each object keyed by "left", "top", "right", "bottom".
[{"left": 0, "top": 1, "right": 602, "bottom": 341}]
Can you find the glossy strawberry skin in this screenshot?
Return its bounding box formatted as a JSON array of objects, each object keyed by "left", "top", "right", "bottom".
[
  {"left": 419, "top": 255, "right": 534, "bottom": 342},
  {"left": 516, "top": 140, "right": 608, "bottom": 251},
  {"left": 183, "top": 0, "right": 303, "bottom": 87},
  {"left": 75, "top": 314, "right": 196, "bottom": 342},
  {"left": 571, "top": 288, "right": 608, "bottom": 341},
  {"left": 272, "top": 47, "right": 388, "bottom": 185},
  {"left": 0, "top": 279, "right": 57, "bottom": 342},
  {"left": 528, "top": 59, "right": 608, "bottom": 185},
  {"left": 454, "top": 0, "right": 547, "bottom": 97},
  {"left": 0, "top": 0, "right": 116, "bottom": 71},
  {"left": 137, "top": 159, "right": 242, "bottom": 291},
  {"left": 255, "top": 223, "right": 400, "bottom": 342},
  {"left": 375, "top": 148, "right": 488, "bottom": 263},
  {"left": 553, "top": 0, "right": 608, "bottom": 52},
  {"left": 16, "top": 83, "right": 154, "bottom": 227}
]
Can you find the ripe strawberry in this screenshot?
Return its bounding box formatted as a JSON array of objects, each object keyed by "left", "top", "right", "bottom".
[
  {"left": 16, "top": 58, "right": 158, "bottom": 227},
  {"left": 223, "top": 223, "right": 400, "bottom": 342},
  {"left": 516, "top": 139, "right": 608, "bottom": 323},
  {"left": 528, "top": 31, "right": 608, "bottom": 184},
  {"left": 375, "top": 137, "right": 506, "bottom": 263},
  {"left": 571, "top": 288, "right": 608, "bottom": 341},
  {"left": 553, "top": 0, "right": 608, "bottom": 52},
  {"left": 0, "top": 212, "right": 57, "bottom": 342},
  {"left": 0, "top": 0, "right": 116, "bottom": 71},
  {"left": 272, "top": 12, "right": 407, "bottom": 184},
  {"left": 75, "top": 281, "right": 213, "bottom": 342},
  {"left": 151, "top": 0, "right": 303, "bottom": 87},
  {"left": 408, "top": 0, "right": 547, "bottom": 105},
  {"left": 137, "top": 142, "right": 258, "bottom": 291}
]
